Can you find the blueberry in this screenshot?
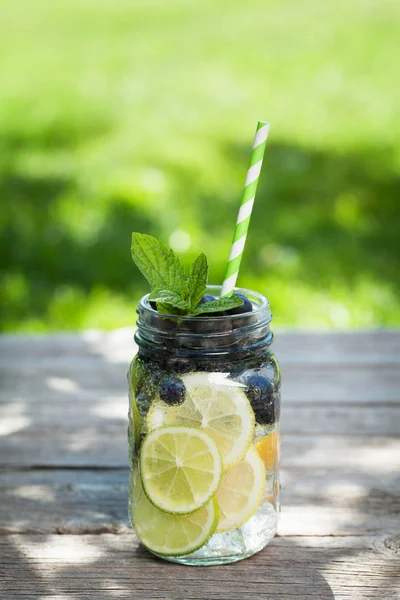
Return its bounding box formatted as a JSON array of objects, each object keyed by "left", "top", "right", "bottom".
[
  {"left": 196, "top": 294, "right": 216, "bottom": 306},
  {"left": 159, "top": 377, "right": 186, "bottom": 406},
  {"left": 226, "top": 292, "right": 253, "bottom": 315},
  {"left": 195, "top": 294, "right": 227, "bottom": 317},
  {"left": 262, "top": 355, "right": 281, "bottom": 390},
  {"left": 149, "top": 301, "right": 158, "bottom": 311},
  {"left": 244, "top": 373, "right": 276, "bottom": 425}
]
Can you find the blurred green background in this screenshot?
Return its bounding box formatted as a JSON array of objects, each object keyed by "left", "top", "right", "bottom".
[{"left": 1, "top": 0, "right": 399, "bottom": 332}]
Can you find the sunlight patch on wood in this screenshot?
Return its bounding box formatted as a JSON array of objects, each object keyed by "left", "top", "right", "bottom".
[
  {"left": 14, "top": 535, "right": 104, "bottom": 565},
  {"left": 46, "top": 377, "right": 79, "bottom": 393},
  {"left": 283, "top": 437, "right": 400, "bottom": 474},
  {"left": 0, "top": 415, "right": 30, "bottom": 436},
  {"left": 278, "top": 506, "right": 369, "bottom": 536},
  {"left": 42, "top": 597, "right": 75, "bottom": 600},
  {"left": 10, "top": 485, "right": 55, "bottom": 503},
  {"left": 0, "top": 402, "right": 30, "bottom": 436},
  {"left": 67, "top": 430, "right": 99, "bottom": 452},
  {"left": 83, "top": 327, "right": 136, "bottom": 363},
  {"left": 92, "top": 398, "right": 127, "bottom": 420}
]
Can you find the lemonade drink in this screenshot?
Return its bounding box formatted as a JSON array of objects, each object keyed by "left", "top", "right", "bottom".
[{"left": 128, "top": 286, "right": 280, "bottom": 566}]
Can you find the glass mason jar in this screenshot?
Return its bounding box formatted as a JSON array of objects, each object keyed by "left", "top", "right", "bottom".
[{"left": 128, "top": 286, "right": 280, "bottom": 566}]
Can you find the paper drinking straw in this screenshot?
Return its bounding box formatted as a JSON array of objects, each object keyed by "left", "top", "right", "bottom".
[{"left": 220, "top": 120, "right": 270, "bottom": 297}]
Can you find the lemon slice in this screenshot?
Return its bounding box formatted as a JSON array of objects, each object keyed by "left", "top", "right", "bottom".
[
  {"left": 147, "top": 372, "right": 255, "bottom": 469},
  {"left": 131, "top": 473, "right": 218, "bottom": 556},
  {"left": 215, "top": 445, "right": 266, "bottom": 533},
  {"left": 140, "top": 425, "right": 222, "bottom": 514}
]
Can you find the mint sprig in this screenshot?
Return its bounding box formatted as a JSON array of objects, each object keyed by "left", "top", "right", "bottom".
[
  {"left": 131, "top": 233, "right": 244, "bottom": 316},
  {"left": 192, "top": 296, "right": 243, "bottom": 315}
]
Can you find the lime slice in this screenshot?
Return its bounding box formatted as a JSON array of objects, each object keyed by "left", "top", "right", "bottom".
[
  {"left": 215, "top": 445, "right": 266, "bottom": 533},
  {"left": 147, "top": 372, "right": 255, "bottom": 469},
  {"left": 132, "top": 473, "right": 218, "bottom": 556},
  {"left": 140, "top": 425, "right": 223, "bottom": 514}
]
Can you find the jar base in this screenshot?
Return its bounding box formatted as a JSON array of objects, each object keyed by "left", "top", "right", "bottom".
[{"left": 149, "top": 502, "right": 278, "bottom": 567}]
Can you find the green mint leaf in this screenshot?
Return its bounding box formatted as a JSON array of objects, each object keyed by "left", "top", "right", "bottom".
[
  {"left": 148, "top": 289, "right": 189, "bottom": 310},
  {"left": 187, "top": 253, "right": 208, "bottom": 309},
  {"left": 179, "top": 264, "right": 191, "bottom": 301},
  {"left": 156, "top": 302, "right": 185, "bottom": 315},
  {"left": 131, "top": 233, "right": 183, "bottom": 294},
  {"left": 192, "top": 296, "right": 244, "bottom": 315}
]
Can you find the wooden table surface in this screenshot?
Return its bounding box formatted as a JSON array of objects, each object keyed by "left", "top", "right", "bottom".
[{"left": 0, "top": 330, "right": 399, "bottom": 599}]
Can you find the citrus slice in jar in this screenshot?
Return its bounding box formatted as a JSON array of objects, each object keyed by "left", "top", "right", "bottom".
[
  {"left": 255, "top": 431, "right": 280, "bottom": 471},
  {"left": 147, "top": 372, "right": 255, "bottom": 469},
  {"left": 215, "top": 445, "right": 266, "bottom": 533},
  {"left": 140, "top": 425, "right": 222, "bottom": 514},
  {"left": 132, "top": 473, "right": 219, "bottom": 556}
]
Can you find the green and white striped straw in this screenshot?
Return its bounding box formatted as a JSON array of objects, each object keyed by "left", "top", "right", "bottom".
[{"left": 221, "top": 120, "right": 270, "bottom": 297}]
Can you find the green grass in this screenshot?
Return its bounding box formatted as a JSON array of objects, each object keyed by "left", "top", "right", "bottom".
[{"left": 1, "top": 0, "right": 399, "bottom": 331}]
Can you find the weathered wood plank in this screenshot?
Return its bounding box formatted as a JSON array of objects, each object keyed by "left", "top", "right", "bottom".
[
  {"left": 282, "top": 405, "right": 400, "bottom": 434},
  {"left": 0, "top": 534, "right": 398, "bottom": 599},
  {"left": 0, "top": 330, "right": 399, "bottom": 599},
  {"left": 1, "top": 362, "right": 399, "bottom": 403},
  {"left": 0, "top": 468, "right": 399, "bottom": 536},
  {"left": 1, "top": 329, "right": 400, "bottom": 364},
  {"left": 0, "top": 329, "right": 136, "bottom": 365},
  {"left": 1, "top": 397, "right": 399, "bottom": 439},
  {"left": 1, "top": 331, "right": 400, "bottom": 406},
  {"left": 276, "top": 330, "right": 400, "bottom": 365},
  {"left": 1, "top": 433, "right": 399, "bottom": 470},
  {"left": 0, "top": 470, "right": 129, "bottom": 535}
]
